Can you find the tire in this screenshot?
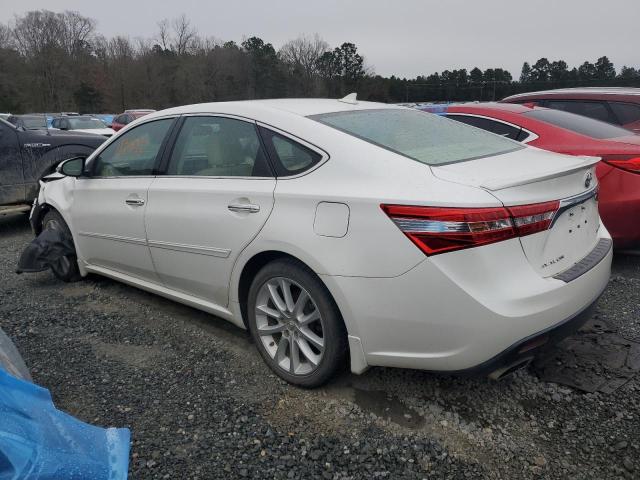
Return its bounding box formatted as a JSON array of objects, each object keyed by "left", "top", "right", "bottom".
[
  {"left": 41, "top": 210, "right": 82, "bottom": 282},
  {"left": 247, "top": 258, "right": 348, "bottom": 388}
]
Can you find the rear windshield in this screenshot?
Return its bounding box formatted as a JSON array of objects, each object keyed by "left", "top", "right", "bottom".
[
  {"left": 309, "top": 108, "right": 523, "bottom": 165},
  {"left": 523, "top": 109, "right": 632, "bottom": 139}
]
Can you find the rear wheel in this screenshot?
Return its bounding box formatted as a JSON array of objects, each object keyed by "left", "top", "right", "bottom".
[
  {"left": 42, "top": 210, "right": 82, "bottom": 282},
  {"left": 247, "top": 259, "right": 347, "bottom": 388}
]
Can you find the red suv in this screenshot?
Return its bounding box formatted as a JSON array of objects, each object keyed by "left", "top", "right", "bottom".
[
  {"left": 502, "top": 88, "right": 640, "bottom": 133},
  {"left": 111, "top": 109, "right": 155, "bottom": 132}
]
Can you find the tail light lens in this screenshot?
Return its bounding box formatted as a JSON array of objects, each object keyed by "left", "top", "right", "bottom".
[
  {"left": 507, "top": 200, "right": 560, "bottom": 236},
  {"left": 602, "top": 155, "right": 640, "bottom": 174},
  {"left": 382, "top": 201, "right": 560, "bottom": 256}
]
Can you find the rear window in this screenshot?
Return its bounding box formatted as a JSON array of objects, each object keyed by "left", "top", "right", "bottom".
[
  {"left": 309, "top": 108, "right": 523, "bottom": 166},
  {"left": 523, "top": 109, "right": 632, "bottom": 139}
]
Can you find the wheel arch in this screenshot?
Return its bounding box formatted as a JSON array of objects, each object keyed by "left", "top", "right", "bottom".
[{"left": 233, "top": 248, "right": 368, "bottom": 374}]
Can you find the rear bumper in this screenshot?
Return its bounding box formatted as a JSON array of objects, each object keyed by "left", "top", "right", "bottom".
[
  {"left": 323, "top": 230, "right": 612, "bottom": 373},
  {"left": 451, "top": 292, "right": 600, "bottom": 377}
]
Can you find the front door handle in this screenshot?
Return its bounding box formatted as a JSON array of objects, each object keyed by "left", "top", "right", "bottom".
[
  {"left": 125, "top": 198, "right": 145, "bottom": 206},
  {"left": 228, "top": 203, "right": 260, "bottom": 213}
]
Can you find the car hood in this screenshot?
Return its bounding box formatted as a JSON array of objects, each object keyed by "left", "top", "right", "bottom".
[{"left": 19, "top": 128, "right": 107, "bottom": 147}]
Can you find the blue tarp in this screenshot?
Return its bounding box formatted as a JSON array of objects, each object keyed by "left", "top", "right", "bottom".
[{"left": 0, "top": 368, "right": 130, "bottom": 479}]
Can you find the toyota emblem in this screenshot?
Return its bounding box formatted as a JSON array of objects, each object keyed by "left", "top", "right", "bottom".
[{"left": 584, "top": 171, "right": 593, "bottom": 188}]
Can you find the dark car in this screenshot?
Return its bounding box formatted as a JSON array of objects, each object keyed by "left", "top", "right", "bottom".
[
  {"left": 111, "top": 110, "right": 155, "bottom": 132},
  {"left": 0, "top": 118, "right": 106, "bottom": 213},
  {"left": 7, "top": 115, "right": 49, "bottom": 131},
  {"left": 501, "top": 87, "right": 640, "bottom": 134}
]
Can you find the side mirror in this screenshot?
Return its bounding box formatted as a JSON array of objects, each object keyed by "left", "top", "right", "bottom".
[{"left": 57, "top": 157, "right": 86, "bottom": 177}]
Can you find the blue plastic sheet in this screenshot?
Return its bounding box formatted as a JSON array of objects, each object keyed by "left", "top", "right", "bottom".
[{"left": 0, "top": 368, "right": 130, "bottom": 479}]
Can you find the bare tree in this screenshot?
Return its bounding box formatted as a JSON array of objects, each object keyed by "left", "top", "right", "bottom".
[
  {"left": 172, "top": 14, "right": 197, "bottom": 55},
  {"left": 156, "top": 19, "right": 171, "bottom": 51},
  {"left": 279, "top": 34, "right": 328, "bottom": 94}
]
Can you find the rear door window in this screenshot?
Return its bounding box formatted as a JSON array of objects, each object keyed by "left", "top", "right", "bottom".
[
  {"left": 446, "top": 115, "right": 523, "bottom": 140},
  {"left": 166, "top": 116, "right": 272, "bottom": 177}
]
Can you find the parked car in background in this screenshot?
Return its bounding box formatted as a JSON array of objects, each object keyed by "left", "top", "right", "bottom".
[
  {"left": 0, "top": 117, "right": 106, "bottom": 214},
  {"left": 32, "top": 98, "right": 611, "bottom": 387},
  {"left": 417, "top": 102, "right": 640, "bottom": 248},
  {"left": 502, "top": 87, "right": 640, "bottom": 133},
  {"left": 7, "top": 115, "right": 49, "bottom": 131},
  {"left": 51, "top": 115, "right": 115, "bottom": 137},
  {"left": 92, "top": 114, "right": 115, "bottom": 127},
  {"left": 111, "top": 109, "right": 155, "bottom": 132}
]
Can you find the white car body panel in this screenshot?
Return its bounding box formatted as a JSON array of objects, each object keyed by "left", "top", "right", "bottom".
[{"left": 35, "top": 99, "right": 612, "bottom": 376}]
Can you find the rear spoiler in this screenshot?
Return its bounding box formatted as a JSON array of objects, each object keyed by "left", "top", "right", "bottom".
[{"left": 480, "top": 156, "right": 600, "bottom": 191}]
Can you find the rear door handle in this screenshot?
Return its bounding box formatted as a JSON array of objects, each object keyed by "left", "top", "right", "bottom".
[
  {"left": 125, "top": 198, "right": 145, "bottom": 206},
  {"left": 228, "top": 203, "right": 260, "bottom": 213}
]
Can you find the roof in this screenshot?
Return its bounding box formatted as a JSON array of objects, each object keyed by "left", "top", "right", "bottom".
[
  {"left": 146, "top": 98, "right": 399, "bottom": 122},
  {"left": 503, "top": 87, "right": 640, "bottom": 100}
]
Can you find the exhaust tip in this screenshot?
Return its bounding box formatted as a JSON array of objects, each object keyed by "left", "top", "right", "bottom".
[{"left": 488, "top": 357, "right": 533, "bottom": 381}]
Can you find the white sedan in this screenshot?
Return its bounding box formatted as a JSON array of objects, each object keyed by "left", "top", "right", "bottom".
[{"left": 31, "top": 97, "right": 612, "bottom": 387}]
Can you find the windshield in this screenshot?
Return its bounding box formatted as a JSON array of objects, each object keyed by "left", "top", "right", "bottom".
[
  {"left": 310, "top": 108, "right": 523, "bottom": 165},
  {"left": 68, "top": 118, "right": 108, "bottom": 129},
  {"left": 21, "top": 116, "right": 47, "bottom": 129},
  {"left": 524, "top": 109, "right": 633, "bottom": 139}
]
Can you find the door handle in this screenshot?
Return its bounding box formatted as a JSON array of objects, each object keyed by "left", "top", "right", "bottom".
[
  {"left": 125, "top": 198, "right": 145, "bottom": 206},
  {"left": 228, "top": 203, "right": 260, "bottom": 213}
]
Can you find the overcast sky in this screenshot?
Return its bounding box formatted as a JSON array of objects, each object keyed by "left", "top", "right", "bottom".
[{"left": 2, "top": 0, "right": 638, "bottom": 79}]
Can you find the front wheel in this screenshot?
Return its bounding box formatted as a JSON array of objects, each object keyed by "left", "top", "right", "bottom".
[
  {"left": 42, "top": 210, "right": 82, "bottom": 282},
  {"left": 247, "top": 259, "right": 348, "bottom": 388}
]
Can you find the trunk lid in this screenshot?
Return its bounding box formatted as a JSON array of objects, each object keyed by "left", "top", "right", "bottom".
[{"left": 431, "top": 146, "right": 601, "bottom": 277}]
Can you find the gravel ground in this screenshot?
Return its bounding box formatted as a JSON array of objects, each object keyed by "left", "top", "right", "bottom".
[{"left": 1, "top": 214, "right": 639, "bottom": 479}]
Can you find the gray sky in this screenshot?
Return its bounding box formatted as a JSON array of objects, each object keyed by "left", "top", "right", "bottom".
[{"left": 1, "top": 0, "right": 638, "bottom": 79}]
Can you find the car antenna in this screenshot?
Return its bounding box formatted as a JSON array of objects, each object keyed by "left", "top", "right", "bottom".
[{"left": 338, "top": 93, "right": 358, "bottom": 105}]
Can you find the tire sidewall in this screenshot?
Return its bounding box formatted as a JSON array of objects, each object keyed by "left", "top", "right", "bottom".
[
  {"left": 247, "top": 259, "right": 347, "bottom": 388},
  {"left": 42, "top": 210, "right": 81, "bottom": 282}
]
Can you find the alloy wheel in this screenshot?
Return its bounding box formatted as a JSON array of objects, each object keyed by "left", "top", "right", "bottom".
[{"left": 254, "top": 277, "right": 325, "bottom": 376}]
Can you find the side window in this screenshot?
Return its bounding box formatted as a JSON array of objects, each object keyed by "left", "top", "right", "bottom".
[
  {"left": 92, "top": 119, "right": 173, "bottom": 177},
  {"left": 166, "top": 116, "right": 271, "bottom": 177},
  {"left": 446, "top": 115, "right": 522, "bottom": 141},
  {"left": 51, "top": 119, "right": 59, "bottom": 128},
  {"left": 609, "top": 102, "right": 640, "bottom": 127},
  {"left": 259, "top": 127, "right": 322, "bottom": 176},
  {"left": 545, "top": 100, "right": 613, "bottom": 123},
  {"left": 61, "top": 119, "right": 69, "bottom": 130}
]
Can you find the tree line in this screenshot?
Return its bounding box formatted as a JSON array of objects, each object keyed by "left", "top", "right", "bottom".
[{"left": 0, "top": 10, "right": 639, "bottom": 114}]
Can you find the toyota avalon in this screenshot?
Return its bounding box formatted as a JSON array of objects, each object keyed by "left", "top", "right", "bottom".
[{"left": 29, "top": 97, "right": 612, "bottom": 387}]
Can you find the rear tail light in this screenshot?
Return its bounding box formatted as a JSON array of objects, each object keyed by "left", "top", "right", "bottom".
[
  {"left": 601, "top": 155, "right": 640, "bottom": 174},
  {"left": 507, "top": 200, "right": 560, "bottom": 237},
  {"left": 382, "top": 201, "right": 560, "bottom": 256}
]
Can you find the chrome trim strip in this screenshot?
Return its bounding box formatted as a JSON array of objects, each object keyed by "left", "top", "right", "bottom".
[
  {"left": 147, "top": 239, "right": 231, "bottom": 258},
  {"left": 551, "top": 186, "right": 598, "bottom": 227},
  {"left": 78, "top": 231, "right": 147, "bottom": 246}
]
